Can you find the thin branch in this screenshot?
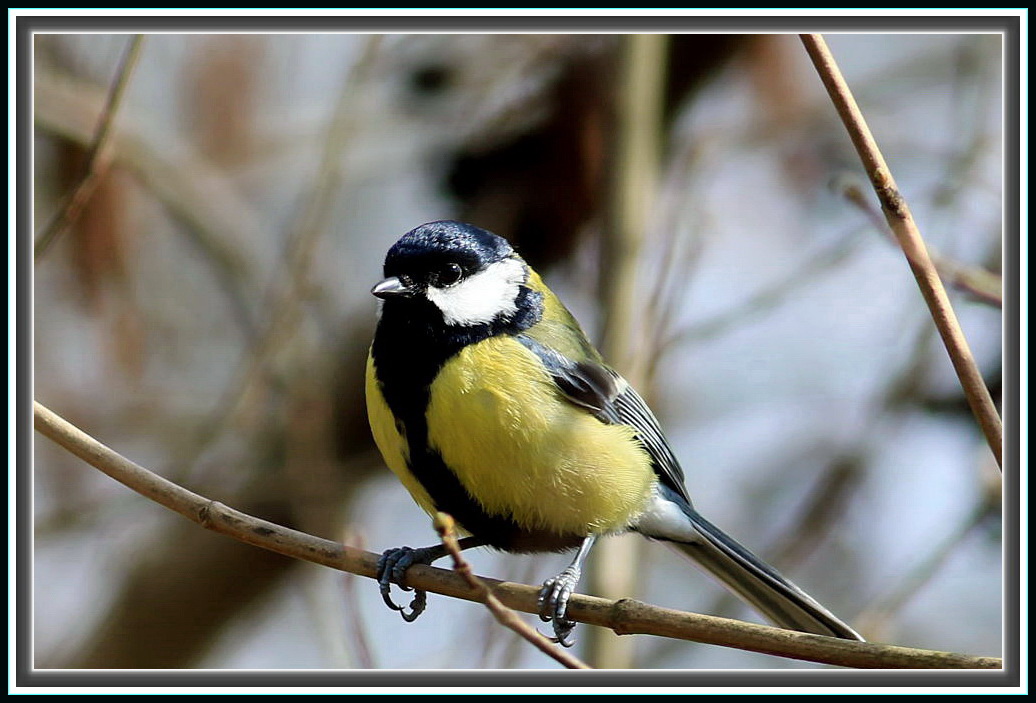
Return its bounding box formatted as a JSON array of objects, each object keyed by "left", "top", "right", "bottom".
[
  {"left": 170, "top": 35, "right": 384, "bottom": 484},
  {"left": 854, "top": 497, "right": 998, "bottom": 640},
  {"left": 587, "top": 31, "right": 670, "bottom": 670},
  {"left": 647, "top": 453, "right": 863, "bottom": 668},
  {"left": 662, "top": 226, "right": 862, "bottom": 352},
  {"left": 35, "top": 69, "right": 263, "bottom": 339},
  {"left": 32, "top": 400, "right": 1002, "bottom": 670},
  {"left": 836, "top": 176, "right": 1002, "bottom": 307},
  {"left": 34, "top": 35, "right": 145, "bottom": 261},
  {"left": 640, "top": 152, "right": 709, "bottom": 389},
  {"left": 800, "top": 34, "right": 1002, "bottom": 469},
  {"left": 434, "top": 513, "right": 591, "bottom": 670},
  {"left": 600, "top": 33, "right": 667, "bottom": 371},
  {"left": 932, "top": 37, "right": 1002, "bottom": 210},
  {"left": 495, "top": 556, "right": 547, "bottom": 669},
  {"left": 339, "top": 527, "right": 377, "bottom": 669}
]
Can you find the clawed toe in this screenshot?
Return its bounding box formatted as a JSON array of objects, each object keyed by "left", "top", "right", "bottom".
[
  {"left": 375, "top": 535, "right": 591, "bottom": 647},
  {"left": 376, "top": 546, "right": 432, "bottom": 622},
  {"left": 537, "top": 569, "right": 579, "bottom": 647}
]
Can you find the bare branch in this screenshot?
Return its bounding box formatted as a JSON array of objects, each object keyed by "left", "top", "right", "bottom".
[
  {"left": 836, "top": 176, "right": 1002, "bottom": 307},
  {"left": 434, "top": 513, "right": 591, "bottom": 670},
  {"left": 854, "top": 496, "right": 998, "bottom": 639},
  {"left": 339, "top": 527, "right": 377, "bottom": 669},
  {"left": 34, "top": 68, "right": 265, "bottom": 339},
  {"left": 170, "top": 36, "right": 385, "bottom": 484},
  {"left": 34, "top": 35, "right": 145, "bottom": 260},
  {"left": 662, "top": 228, "right": 861, "bottom": 351},
  {"left": 588, "top": 31, "right": 670, "bottom": 670},
  {"left": 800, "top": 34, "right": 1002, "bottom": 469},
  {"left": 32, "top": 400, "right": 1002, "bottom": 670}
]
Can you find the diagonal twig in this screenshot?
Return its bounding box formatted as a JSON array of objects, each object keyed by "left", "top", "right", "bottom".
[
  {"left": 854, "top": 495, "right": 998, "bottom": 639},
  {"left": 34, "top": 35, "right": 145, "bottom": 261},
  {"left": 338, "top": 527, "right": 377, "bottom": 668},
  {"left": 800, "top": 34, "right": 1003, "bottom": 469},
  {"left": 662, "top": 226, "right": 862, "bottom": 351},
  {"left": 169, "top": 35, "right": 384, "bottom": 484},
  {"left": 837, "top": 176, "right": 1002, "bottom": 307},
  {"left": 434, "top": 513, "right": 591, "bottom": 669},
  {"left": 32, "top": 400, "right": 1002, "bottom": 670},
  {"left": 34, "top": 69, "right": 265, "bottom": 339}
]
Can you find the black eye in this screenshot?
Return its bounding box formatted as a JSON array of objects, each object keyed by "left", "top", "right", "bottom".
[
  {"left": 409, "top": 64, "right": 453, "bottom": 97},
  {"left": 437, "top": 262, "right": 463, "bottom": 286}
]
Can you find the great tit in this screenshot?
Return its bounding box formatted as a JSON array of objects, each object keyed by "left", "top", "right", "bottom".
[{"left": 365, "top": 220, "right": 863, "bottom": 645}]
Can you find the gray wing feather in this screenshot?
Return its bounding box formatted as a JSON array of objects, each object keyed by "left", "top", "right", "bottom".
[
  {"left": 517, "top": 335, "right": 689, "bottom": 502},
  {"left": 516, "top": 334, "right": 863, "bottom": 641}
]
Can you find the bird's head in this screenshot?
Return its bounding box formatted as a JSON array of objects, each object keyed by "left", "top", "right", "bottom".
[{"left": 372, "top": 221, "right": 532, "bottom": 327}]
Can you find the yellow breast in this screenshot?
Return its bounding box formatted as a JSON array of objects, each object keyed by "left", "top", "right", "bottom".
[{"left": 424, "top": 336, "right": 655, "bottom": 536}]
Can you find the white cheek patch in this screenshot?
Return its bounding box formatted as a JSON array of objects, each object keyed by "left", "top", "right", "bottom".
[{"left": 425, "top": 257, "right": 527, "bottom": 326}]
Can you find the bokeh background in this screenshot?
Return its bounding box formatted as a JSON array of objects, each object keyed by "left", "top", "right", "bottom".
[{"left": 32, "top": 32, "right": 1004, "bottom": 670}]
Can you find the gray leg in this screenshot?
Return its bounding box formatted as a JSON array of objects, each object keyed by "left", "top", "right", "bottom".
[{"left": 537, "top": 535, "right": 597, "bottom": 647}]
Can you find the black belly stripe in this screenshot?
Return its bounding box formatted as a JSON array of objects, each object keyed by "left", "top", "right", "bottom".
[{"left": 370, "top": 287, "right": 580, "bottom": 552}]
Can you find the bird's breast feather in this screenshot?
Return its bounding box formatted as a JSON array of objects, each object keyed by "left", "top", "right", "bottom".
[{"left": 424, "top": 336, "right": 655, "bottom": 534}]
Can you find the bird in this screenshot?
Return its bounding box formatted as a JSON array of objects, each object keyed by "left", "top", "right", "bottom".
[{"left": 364, "top": 220, "right": 863, "bottom": 646}]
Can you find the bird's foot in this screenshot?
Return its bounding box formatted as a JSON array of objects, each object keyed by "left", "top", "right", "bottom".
[
  {"left": 537, "top": 566, "right": 582, "bottom": 647},
  {"left": 376, "top": 545, "right": 442, "bottom": 622}
]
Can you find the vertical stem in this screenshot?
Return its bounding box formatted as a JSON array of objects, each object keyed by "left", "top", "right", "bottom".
[
  {"left": 34, "top": 34, "right": 145, "bottom": 260},
  {"left": 169, "top": 36, "right": 384, "bottom": 484},
  {"left": 600, "top": 33, "right": 668, "bottom": 371},
  {"left": 799, "top": 34, "right": 1002, "bottom": 469},
  {"left": 589, "top": 33, "right": 668, "bottom": 669}
]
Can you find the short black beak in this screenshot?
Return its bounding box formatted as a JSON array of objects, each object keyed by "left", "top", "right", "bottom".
[{"left": 371, "top": 276, "right": 412, "bottom": 299}]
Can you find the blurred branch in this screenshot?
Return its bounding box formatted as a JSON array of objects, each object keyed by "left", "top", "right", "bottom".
[
  {"left": 856, "top": 315, "right": 1002, "bottom": 639},
  {"left": 645, "top": 451, "right": 864, "bottom": 669},
  {"left": 33, "top": 402, "right": 1002, "bottom": 669},
  {"left": 57, "top": 377, "right": 378, "bottom": 669},
  {"left": 65, "top": 497, "right": 297, "bottom": 668},
  {"left": 339, "top": 527, "right": 377, "bottom": 669},
  {"left": 34, "top": 69, "right": 265, "bottom": 339},
  {"left": 640, "top": 153, "right": 708, "bottom": 387},
  {"left": 662, "top": 227, "right": 862, "bottom": 351},
  {"left": 589, "top": 33, "right": 669, "bottom": 669},
  {"left": 434, "top": 513, "right": 591, "bottom": 670},
  {"left": 932, "top": 37, "right": 1001, "bottom": 210},
  {"left": 836, "top": 176, "right": 1002, "bottom": 307},
  {"left": 34, "top": 35, "right": 144, "bottom": 261},
  {"left": 759, "top": 455, "right": 863, "bottom": 570},
  {"left": 800, "top": 34, "right": 1002, "bottom": 470},
  {"left": 756, "top": 301, "right": 997, "bottom": 639},
  {"left": 169, "top": 36, "right": 384, "bottom": 484},
  {"left": 493, "top": 556, "right": 546, "bottom": 668},
  {"left": 649, "top": 271, "right": 998, "bottom": 665},
  {"left": 600, "top": 34, "right": 667, "bottom": 371},
  {"left": 854, "top": 494, "right": 999, "bottom": 640}
]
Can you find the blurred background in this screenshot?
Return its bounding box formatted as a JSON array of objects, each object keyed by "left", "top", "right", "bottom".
[{"left": 32, "top": 32, "right": 1004, "bottom": 670}]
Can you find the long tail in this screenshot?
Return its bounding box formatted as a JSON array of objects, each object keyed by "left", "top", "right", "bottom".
[{"left": 665, "top": 510, "right": 863, "bottom": 641}]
